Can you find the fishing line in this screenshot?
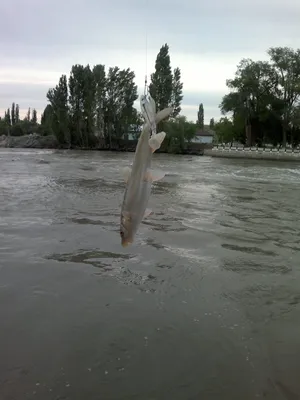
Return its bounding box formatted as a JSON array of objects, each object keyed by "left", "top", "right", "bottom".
[
  {"left": 140, "top": 7, "right": 155, "bottom": 136},
  {"left": 144, "top": 30, "right": 148, "bottom": 95},
  {"left": 141, "top": 19, "right": 152, "bottom": 129}
]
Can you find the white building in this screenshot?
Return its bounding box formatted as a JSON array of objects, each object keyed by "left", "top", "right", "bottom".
[{"left": 191, "top": 130, "right": 214, "bottom": 144}]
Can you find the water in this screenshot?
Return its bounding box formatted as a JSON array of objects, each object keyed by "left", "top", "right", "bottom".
[{"left": 1, "top": 148, "right": 300, "bottom": 400}]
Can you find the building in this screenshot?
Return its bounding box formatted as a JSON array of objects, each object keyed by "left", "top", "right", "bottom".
[
  {"left": 191, "top": 130, "right": 215, "bottom": 144},
  {"left": 122, "top": 124, "right": 143, "bottom": 141}
]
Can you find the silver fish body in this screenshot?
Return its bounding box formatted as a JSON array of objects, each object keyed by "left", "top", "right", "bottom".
[
  {"left": 140, "top": 94, "right": 157, "bottom": 137},
  {"left": 120, "top": 104, "right": 173, "bottom": 247}
]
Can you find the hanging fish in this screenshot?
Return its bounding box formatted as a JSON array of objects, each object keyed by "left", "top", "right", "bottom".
[
  {"left": 140, "top": 94, "right": 157, "bottom": 137},
  {"left": 120, "top": 97, "right": 172, "bottom": 247}
]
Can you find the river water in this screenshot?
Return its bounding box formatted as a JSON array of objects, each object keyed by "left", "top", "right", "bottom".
[{"left": 0, "top": 148, "right": 300, "bottom": 400}]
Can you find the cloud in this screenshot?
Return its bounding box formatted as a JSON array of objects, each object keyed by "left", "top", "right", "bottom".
[{"left": 0, "top": 0, "right": 300, "bottom": 122}]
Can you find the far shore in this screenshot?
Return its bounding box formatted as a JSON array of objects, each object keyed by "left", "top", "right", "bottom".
[
  {"left": 204, "top": 146, "right": 300, "bottom": 162},
  {"left": 2, "top": 134, "right": 300, "bottom": 162},
  {"left": 0, "top": 134, "right": 207, "bottom": 156}
]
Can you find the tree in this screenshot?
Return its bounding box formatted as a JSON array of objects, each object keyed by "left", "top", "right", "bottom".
[
  {"left": 220, "top": 58, "right": 280, "bottom": 146},
  {"left": 214, "top": 117, "right": 235, "bottom": 144},
  {"left": 162, "top": 116, "right": 197, "bottom": 153},
  {"left": 149, "top": 43, "right": 173, "bottom": 112},
  {"left": 47, "top": 74, "right": 69, "bottom": 145},
  {"left": 1, "top": 103, "right": 51, "bottom": 137},
  {"left": 67, "top": 64, "right": 97, "bottom": 147},
  {"left": 44, "top": 62, "right": 138, "bottom": 149},
  {"left": 31, "top": 109, "right": 37, "bottom": 124},
  {"left": 11, "top": 103, "right": 15, "bottom": 125},
  {"left": 93, "top": 64, "right": 106, "bottom": 138},
  {"left": 68, "top": 65, "right": 86, "bottom": 146},
  {"left": 171, "top": 67, "right": 183, "bottom": 117},
  {"left": 82, "top": 64, "right": 96, "bottom": 146},
  {"left": 104, "top": 66, "right": 138, "bottom": 145},
  {"left": 267, "top": 47, "right": 300, "bottom": 147},
  {"left": 5, "top": 108, "right": 11, "bottom": 125},
  {"left": 26, "top": 107, "right": 31, "bottom": 121},
  {"left": 40, "top": 104, "right": 54, "bottom": 136},
  {"left": 197, "top": 103, "right": 204, "bottom": 129},
  {"left": 15, "top": 104, "right": 20, "bottom": 123},
  {"left": 209, "top": 118, "right": 215, "bottom": 129}
]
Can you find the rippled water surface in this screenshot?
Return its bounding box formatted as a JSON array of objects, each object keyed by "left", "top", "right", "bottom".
[{"left": 1, "top": 148, "right": 300, "bottom": 400}]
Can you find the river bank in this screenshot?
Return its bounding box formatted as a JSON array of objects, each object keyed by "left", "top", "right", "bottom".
[
  {"left": 205, "top": 145, "right": 300, "bottom": 161},
  {"left": 0, "top": 133, "right": 59, "bottom": 149},
  {"left": 0, "top": 134, "right": 207, "bottom": 155}
]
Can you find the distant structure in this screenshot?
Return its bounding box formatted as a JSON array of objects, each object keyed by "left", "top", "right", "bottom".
[
  {"left": 123, "top": 124, "right": 143, "bottom": 141},
  {"left": 191, "top": 129, "right": 214, "bottom": 144}
]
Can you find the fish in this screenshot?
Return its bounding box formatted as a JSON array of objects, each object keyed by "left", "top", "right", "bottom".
[
  {"left": 140, "top": 94, "right": 157, "bottom": 136},
  {"left": 120, "top": 95, "right": 173, "bottom": 247}
]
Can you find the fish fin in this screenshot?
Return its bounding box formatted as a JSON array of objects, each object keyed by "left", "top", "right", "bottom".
[
  {"left": 122, "top": 166, "right": 131, "bottom": 183},
  {"left": 144, "top": 168, "right": 165, "bottom": 182},
  {"left": 143, "top": 208, "right": 153, "bottom": 219},
  {"left": 155, "top": 107, "right": 173, "bottom": 124},
  {"left": 149, "top": 131, "right": 166, "bottom": 153}
]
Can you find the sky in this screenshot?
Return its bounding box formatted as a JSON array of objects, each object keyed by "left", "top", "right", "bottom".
[{"left": 0, "top": 0, "right": 300, "bottom": 124}]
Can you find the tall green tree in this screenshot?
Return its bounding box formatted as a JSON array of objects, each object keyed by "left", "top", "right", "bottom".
[
  {"left": 82, "top": 64, "right": 96, "bottom": 146},
  {"left": 31, "top": 109, "right": 37, "bottom": 124},
  {"left": 171, "top": 67, "right": 183, "bottom": 117},
  {"left": 197, "top": 103, "right": 204, "bottom": 129},
  {"left": 15, "top": 104, "right": 20, "bottom": 123},
  {"left": 5, "top": 108, "right": 11, "bottom": 125},
  {"left": 214, "top": 117, "right": 235, "bottom": 144},
  {"left": 40, "top": 104, "right": 54, "bottom": 136},
  {"left": 68, "top": 65, "right": 86, "bottom": 146},
  {"left": 11, "top": 103, "right": 15, "bottom": 125},
  {"left": 220, "top": 58, "right": 279, "bottom": 145},
  {"left": 104, "top": 66, "right": 138, "bottom": 144},
  {"left": 26, "top": 107, "right": 31, "bottom": 121},
  {"left": 162, "top": 115, "right": 197, "bottom": 153},
  {"left": 93, "top": 64, "right": 106, "bottom": 138},
  {"left": 68, "top": 64, "right": 96, "bottom": 147},
  {"left": 47, "top": 74, "right": 69, "bottom": 145},
  {"left": 149, "top": 43, "right": 173, "bottom": 112},
  {"left": 267, "top": 47, "right": 300, "bottom": 147}
]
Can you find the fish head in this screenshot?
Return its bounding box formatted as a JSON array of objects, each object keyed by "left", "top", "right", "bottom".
[{"left": 120, "top": 211, "right": 134, "bottom": 247}]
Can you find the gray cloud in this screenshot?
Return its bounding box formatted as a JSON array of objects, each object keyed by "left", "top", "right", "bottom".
[
  {"left": 0, "top": 0, "right": 299, "bottom": 121},
  {"left": 0, "top": 83, "right": 49, "bottom": 113},
  {"left": 182, "top": 92, "right": 223, "bottom": 109},
  {"left": 1, "top": 0, "right": 300, "bottom": 59}
]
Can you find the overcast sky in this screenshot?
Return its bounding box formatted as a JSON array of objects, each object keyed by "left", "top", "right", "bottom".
[{"left": 1, "top": 0, "right": 299, "bottom": 123}]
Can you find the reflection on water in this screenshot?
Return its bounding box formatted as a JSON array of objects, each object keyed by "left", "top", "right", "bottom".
[{"left": 1, "top": 149, "right": 300, "bottom": 399}]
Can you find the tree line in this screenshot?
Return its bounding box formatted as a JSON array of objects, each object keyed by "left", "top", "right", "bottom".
[
  {"left": 43, "top": 43, "right": 198, "bottom": 151},
  {"left": 2, "top": 45, "right": 299, "bottom": 150},
  {"left": 0, "top": 104, "right": 39, "bottom": 136},
  {"left": 0, "top": 44, "right": 201, "bottom": 153},
  {"left": 214, "top": 46, "right": 300, "bottom": 147}
]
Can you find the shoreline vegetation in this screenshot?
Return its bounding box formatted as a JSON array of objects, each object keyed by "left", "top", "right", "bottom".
[
  {"left": 2, "top": 134, "right": 300, "bottom": 162},
  {"left": 1, "top": 45, "right": 300, "bottom": 155},
  {"left": 0, "top": 133, "right": 208, "bottom": 155}
]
